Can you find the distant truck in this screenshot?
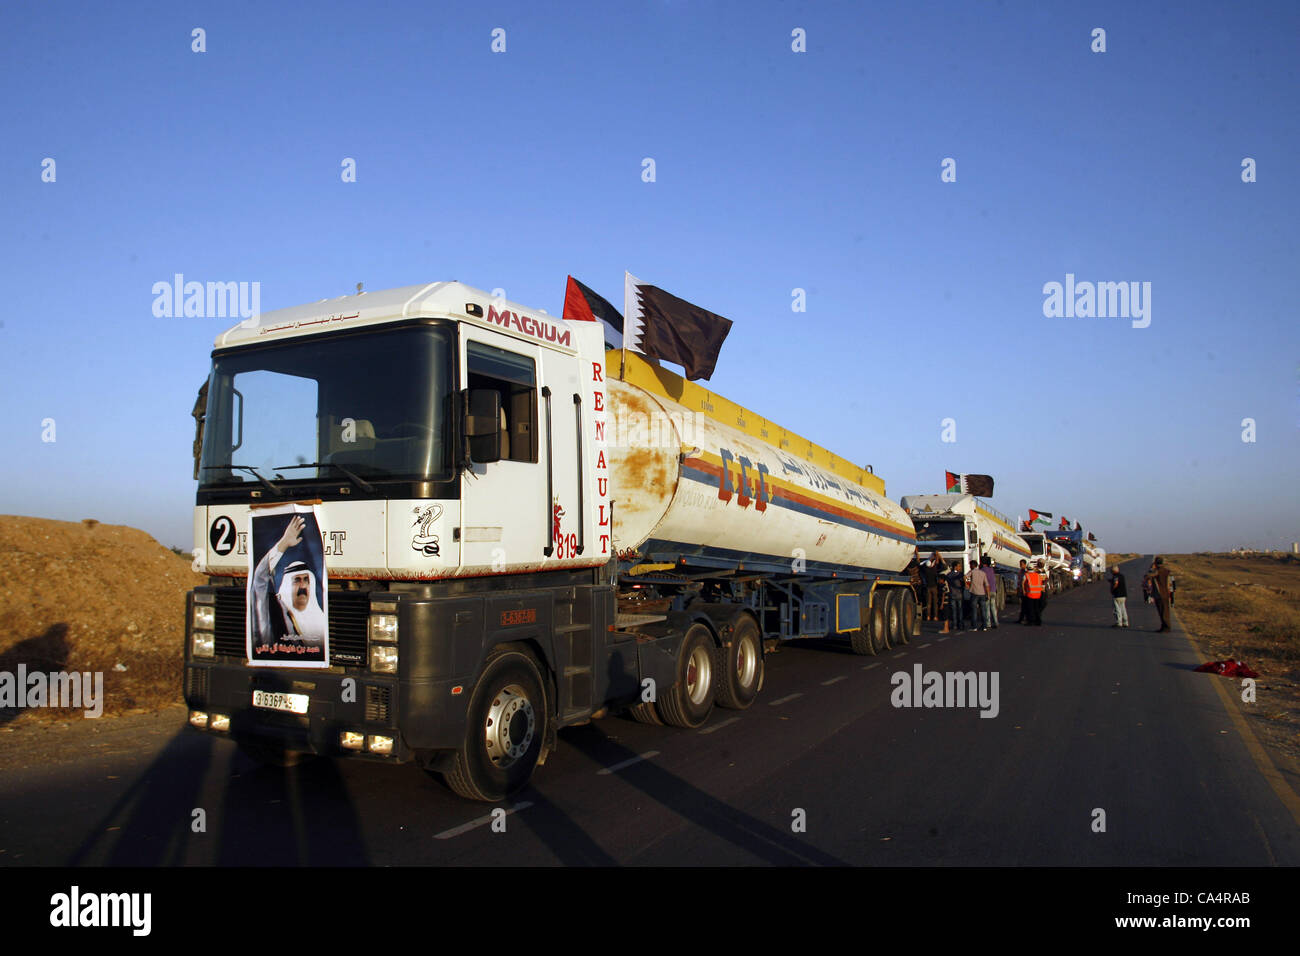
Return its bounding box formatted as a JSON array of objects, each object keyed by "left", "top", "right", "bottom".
[
  {"left": 1019, "top": 531, "right": 1073, "bottom": 593},
  {"left": 183, "top": 280, "right": 919, "bottom": 801},
  {"left": 1048, "top": 528, "right": 1101, "bottom": 583},
  {"left": 900, "top": 494, "right": 1031, "bottom": 609}
]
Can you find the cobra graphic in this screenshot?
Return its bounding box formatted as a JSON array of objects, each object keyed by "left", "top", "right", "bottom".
[{"left": 412, "top": 505, "right": 443, "bottom": 556}]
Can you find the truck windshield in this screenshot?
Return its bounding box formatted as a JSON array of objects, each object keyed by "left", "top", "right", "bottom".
[
  {"left": 199, "top": 326, "right": 453, "bottom": 485},
  {"left": 912, "top": 519, "right": 965, "bottom": 549}
]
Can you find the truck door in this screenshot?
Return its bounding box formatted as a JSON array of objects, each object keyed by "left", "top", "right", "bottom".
[{"left": 459, "top": 330, "right": 546, "bottom": 574}]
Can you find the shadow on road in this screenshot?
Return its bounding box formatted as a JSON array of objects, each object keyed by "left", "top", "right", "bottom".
[{"left": 63, "top": 729, "right": 370, "bottom": 866}]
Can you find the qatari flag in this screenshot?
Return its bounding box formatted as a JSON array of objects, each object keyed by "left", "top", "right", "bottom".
[
  {"left": 624, "top": 272, "right": 733, "bottom": 381},
  {"left": 563, "top": 276, "right": 624, "bottom": 350},
  {"left": 961, "top": 473, "right": 995, "bottom": 497}
]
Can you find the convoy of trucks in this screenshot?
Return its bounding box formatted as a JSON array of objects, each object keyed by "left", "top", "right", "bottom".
[
  {"left": 1018, "top": 532, "right": 1074, "bottom": 593},
  {"left": 182, "top": 280, "right": 1103, "bottom": 801}
]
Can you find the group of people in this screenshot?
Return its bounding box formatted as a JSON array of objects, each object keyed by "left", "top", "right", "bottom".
[
  {"left": 909, "top": 550, "right": 1002, "bottom": 633},
  {"left": 1110, "top": 557, "right": 1175, "bottom": 631}
]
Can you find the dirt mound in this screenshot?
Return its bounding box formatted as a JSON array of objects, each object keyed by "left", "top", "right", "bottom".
[{"left": 0, "top": 515, "right": 204, "bottom": 725}]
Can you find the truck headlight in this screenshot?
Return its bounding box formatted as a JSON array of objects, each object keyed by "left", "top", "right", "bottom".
[
  {"left": 368, "top": 612, "right": 398, "bottom": 643},
  {"left": 370, "top": 644, "right": 398, "bottom": 673},
  {"left": 192, "top": 630, "right": 215, "bottom": 658},
  {"left": 192, "top": 604, "right": 215, "bottom": 630}
]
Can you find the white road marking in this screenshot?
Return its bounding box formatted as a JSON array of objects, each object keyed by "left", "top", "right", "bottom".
[
  {"left": 597, "top": 751, "right": 660, "bottom": 775},
  {"left": 937, "top": 637, "right": 949, "bottom": 642},
  {"left": 821, "top": 675, "right": 848, "bottom": 686},
  {"left": 891, "top": 652, "right": 907, "bottom": 658},
  {"left": 769, "top": 693, "right": 804, "bottom": 706},
  {"left": 699, "top": 717, "right": 741, "bottom": 735},
  {"left": 862, "top": 663, "right": 882, "bottom": 670},
  {"left": 434, "top": 801, "right": 534, "bottom": 839}
]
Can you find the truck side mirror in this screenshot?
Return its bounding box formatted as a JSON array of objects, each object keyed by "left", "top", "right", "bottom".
[{"left": 464, "top": 388, "right": 502, "bottom": 464}]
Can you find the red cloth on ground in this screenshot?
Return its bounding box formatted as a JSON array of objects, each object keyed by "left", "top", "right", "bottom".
[{"left": 1194, "top": 659, "right": 1260, "bottom": 678}]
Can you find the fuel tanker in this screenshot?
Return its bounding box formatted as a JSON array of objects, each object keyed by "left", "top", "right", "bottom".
[
  {"left": 901, "top": 493, "right": 1032, "bottom": 608},
  {"left": 182, "top": 280, "right": 916, "bottom": 801}
]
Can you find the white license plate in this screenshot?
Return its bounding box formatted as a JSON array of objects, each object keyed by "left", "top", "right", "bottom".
[{"left": 252, "top": 690, "right": 309, "bottom": 714}]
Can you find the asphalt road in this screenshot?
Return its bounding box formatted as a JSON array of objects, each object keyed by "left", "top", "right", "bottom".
[{"left": 1, "top": 557, "right": 1296, "bottom": 867}]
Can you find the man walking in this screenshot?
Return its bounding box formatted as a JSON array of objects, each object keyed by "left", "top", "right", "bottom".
[
  {"left": 1110, "top": 566, "right": 1129, "bottom": 628},
  {"left": 1145, "top": 557, "right": 1172, "bottom": 632}
]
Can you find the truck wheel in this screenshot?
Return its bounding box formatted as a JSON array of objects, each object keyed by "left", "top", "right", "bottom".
[
  {"left": 894, "top": 589, "right": 916, "bottom": 645},
  {"left": 869, "top": 592, "right": 891, "bottom": 654},
  {"left": 444, "top": 647, "right": 548, "bottom": 802},
  {"left": 715, "top": 615, "right": 763, "bottom": 710},
  {"left": 884, "top": 589, "right": 907, "bottom": 646},
  {"left": 656, "top": 624, "right": 716, "bottom": 728},
  {"left": 238, "top": 740, "right": 315, "bottom": 768}
]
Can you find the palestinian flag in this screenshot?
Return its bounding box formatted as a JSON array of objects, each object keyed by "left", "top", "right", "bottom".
[
  {"left": 563, "top": 276, "right": 625, "bottom": 350},
  {"left": 1029, "top": 509, "right": 1053, "bottom": 527},
  {"left": 946, "top": 472, "right": 995, "bottom": 497},
  {"left": 624, "top": 273, "right": 733, "bottom": 381}
]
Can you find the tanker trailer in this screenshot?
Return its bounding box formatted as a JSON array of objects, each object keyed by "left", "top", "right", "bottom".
[
  {"left": 606, "top": 351, "right": 918, "bottom": 724},
  {"left": 901, "top": 493, "right": 1031, "bottom": 609}
]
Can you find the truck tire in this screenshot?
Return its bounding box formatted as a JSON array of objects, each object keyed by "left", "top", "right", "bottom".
[
  {"left": 869, "top": 592, "right": 891, "bottom": 654},
  {"left": 444, "top": 647, "right": 548, "bottom": 802},
  {"left": 884, "top": 589, "right": 906, "bottom": 646},
  {"left": 238, "top": 739, "right": 315, "bottom": 769},
  {"left": 715, "top": 614, "right": 763, "bottom": 710},
  {"left": 895, "top": 589, "right": 916, "bottom": 644},
  {"left": 849, "top": 623, "right": 876, "bottom": 656},
  {"left": 656, "top": 624, "right": 716, "bottom": 728}
]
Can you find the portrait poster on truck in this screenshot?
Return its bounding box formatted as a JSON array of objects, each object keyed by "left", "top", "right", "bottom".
[{"left": 245, "top": 504, "right": 330, "bottom": 668}]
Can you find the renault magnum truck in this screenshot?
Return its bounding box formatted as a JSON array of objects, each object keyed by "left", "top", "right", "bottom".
[{"left": 184, "top": 281, "right": 918, "bottom": 800}]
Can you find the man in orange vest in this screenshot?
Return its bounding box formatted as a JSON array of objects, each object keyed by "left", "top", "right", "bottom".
[{"left": 1024, "top": 562, "right": 1045, "bottom": 626}]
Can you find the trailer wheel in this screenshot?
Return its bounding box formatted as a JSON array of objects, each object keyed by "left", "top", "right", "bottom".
[
  {"left": 895, "top": 589, "right": 916, "bottom": 645},
  {"left": 656, "top": 624, "right": 716, "bottom": 728},
  {"left": 869, "top": 592, "right": 890, "bottom": 654},
  {"left": 883, "top": 589, "right": 906, "bottom": 647},
  {"left": 444, "top": 647, "right": 548, "bottom": 802},
  {"left": 715, "top": 615, "right": 763, "bottom": 710}
]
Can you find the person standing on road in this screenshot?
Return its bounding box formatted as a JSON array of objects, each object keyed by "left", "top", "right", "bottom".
[
  {"left": 981, "top": 555, "right": 999, "bottom": 629},
  {"left": 1110, "top": 566, "right": 1129, "bottom": 628},
  {"left": 946, "top": 560, "right": 969, "bottom": 632},
  {"left": 923, "top": 550, "right": 944, "bottom": 622},
  {"left": 967, "top": 556, "right": 990, "bottom": 632},
  {"left": 1024, "top": 561, "right": 1045, "bottom": 625},
  {"left": 1016, "top": 559, "right": 1030, "bottom": 624},
  {"left": 1145, "top": 557, "right": 1172, "bottom": 632}
]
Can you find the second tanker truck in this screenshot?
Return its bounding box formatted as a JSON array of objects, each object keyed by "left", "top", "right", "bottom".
[
  {"left": 900, "top": 493, "right": 1032, "bottom": 609},
  {"left": 183, "top": 280, "right": 918, "bottom": 800}
]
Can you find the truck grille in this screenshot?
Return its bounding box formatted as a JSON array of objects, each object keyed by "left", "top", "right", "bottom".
[{"left": 212, "top": 588, "right": 369, "bottom": 666}]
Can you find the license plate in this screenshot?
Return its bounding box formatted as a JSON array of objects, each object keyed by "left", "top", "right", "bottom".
[{"left": 252, "top": 690, "right": 309, "bottom": 714}]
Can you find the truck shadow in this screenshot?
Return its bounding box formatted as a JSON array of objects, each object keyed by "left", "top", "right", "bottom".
[
  {"left": 557, "top": 722, "right": 849, "bottom": 866},
  {"left": 63, "top": 729, "right": 370, "bottom": 866}
]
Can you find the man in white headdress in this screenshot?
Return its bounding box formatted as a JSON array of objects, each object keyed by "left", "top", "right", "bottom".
[{"left": 251, "top": 515, "right": 327, "bottom": 648}]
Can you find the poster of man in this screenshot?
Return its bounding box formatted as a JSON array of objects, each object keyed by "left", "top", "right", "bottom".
[{"left": 246, "top": 504, "right": 330, "bottom": 667}]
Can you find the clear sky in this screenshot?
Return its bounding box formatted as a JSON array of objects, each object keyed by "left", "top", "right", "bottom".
[{"left": 2, "top": 0, "right": 1297, "bottom": 553}]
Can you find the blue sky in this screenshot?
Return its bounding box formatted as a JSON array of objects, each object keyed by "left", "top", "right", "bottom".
[{"left": 2, "top": 0, "right": 1297, "bottom": 553}]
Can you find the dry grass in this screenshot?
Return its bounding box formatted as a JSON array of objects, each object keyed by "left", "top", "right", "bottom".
[{"left": 1163, "top": 552, "right": 1300, "bottom": 763}]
